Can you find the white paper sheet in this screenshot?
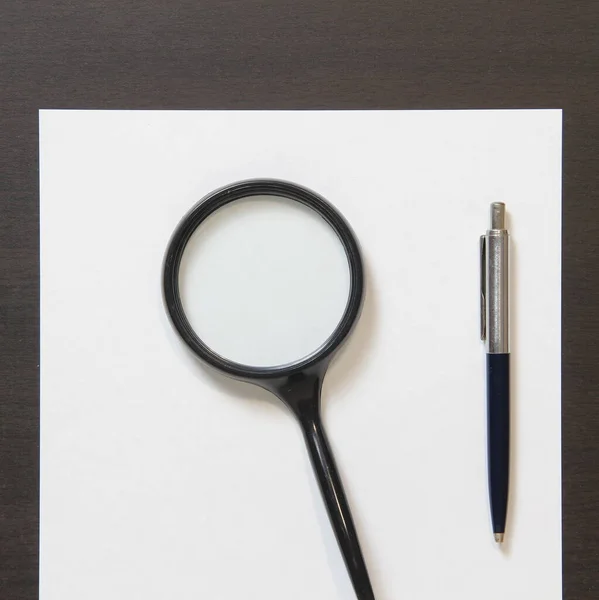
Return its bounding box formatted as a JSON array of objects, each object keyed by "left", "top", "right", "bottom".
[{"left": 39, "top": 109, "right": 562, "bottom": 600}]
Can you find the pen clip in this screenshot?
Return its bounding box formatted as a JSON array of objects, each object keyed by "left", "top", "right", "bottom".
[{"left": 480, "top": 235, "right": 486, "bottom": 342}]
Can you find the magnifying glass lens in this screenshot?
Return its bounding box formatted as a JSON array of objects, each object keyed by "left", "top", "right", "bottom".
[{"left": 179, "top": 195, "right": 351, "bottom": 367}]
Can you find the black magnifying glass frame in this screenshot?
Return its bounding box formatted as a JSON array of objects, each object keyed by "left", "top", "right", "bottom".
[{"left": 162, "top": 179, "right": 375, "bottom": 600}]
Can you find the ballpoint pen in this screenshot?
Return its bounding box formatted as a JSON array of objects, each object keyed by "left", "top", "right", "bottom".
[{"left": 480, "top": 202, "right": 510, "bottom": 544}]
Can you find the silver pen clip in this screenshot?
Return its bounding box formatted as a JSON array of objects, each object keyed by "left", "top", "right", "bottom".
[{"left": 480, "top": 234, "right": 486, "bottom": 342}]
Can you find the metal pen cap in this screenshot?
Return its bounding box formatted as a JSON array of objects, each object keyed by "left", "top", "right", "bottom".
[{"left": 480, "top": 202, "right": 509, "bottom": 354}]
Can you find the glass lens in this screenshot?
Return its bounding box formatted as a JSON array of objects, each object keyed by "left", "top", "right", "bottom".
[{"left": 178, "top": 195, "right": 351, "bottom": 368}]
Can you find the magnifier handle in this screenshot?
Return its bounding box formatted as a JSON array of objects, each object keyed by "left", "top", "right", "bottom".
[{"left": 300, "top": 415, "right": 376, "bottom": 600}]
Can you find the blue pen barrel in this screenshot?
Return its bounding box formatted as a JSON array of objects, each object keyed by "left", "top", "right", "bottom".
[{"left": 486, "top": 353, "right": 510, "bottom": 536}]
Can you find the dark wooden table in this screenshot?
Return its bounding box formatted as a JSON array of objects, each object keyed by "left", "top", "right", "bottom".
[{"left": 1, "top": 1, "right": 597, "bottom": 598}]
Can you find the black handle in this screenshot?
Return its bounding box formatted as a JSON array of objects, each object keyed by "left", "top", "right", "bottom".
[
  {"left": 487, "top": 353, "right": 510, "bottom": 536},
  {"left": 269, "top": 370, "right": 375, "bottom": 599},
  {"left": 299, "top": 411, "right": 375, "bottom": 600}
]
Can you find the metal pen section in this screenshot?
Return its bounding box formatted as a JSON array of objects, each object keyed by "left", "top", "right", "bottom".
[{"left": 481, "top": 203, "right": 510, "bottom": 354}]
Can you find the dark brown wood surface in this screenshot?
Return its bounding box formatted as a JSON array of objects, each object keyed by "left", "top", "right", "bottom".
[{"left": 1, "top": 1, "right": 597, "bottom": 598}]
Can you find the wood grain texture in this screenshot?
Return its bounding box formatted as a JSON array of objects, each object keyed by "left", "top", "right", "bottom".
[{"left": 1, "top": 0, "right": 597, "bottom": 598}]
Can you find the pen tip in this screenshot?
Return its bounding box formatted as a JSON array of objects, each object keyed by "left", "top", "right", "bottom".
[{"left": 494, "top": 533, "right": 505, "bottom": 544}]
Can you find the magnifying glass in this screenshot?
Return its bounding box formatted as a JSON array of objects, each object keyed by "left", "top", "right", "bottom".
[{"left": 163, "top": 179, "right": 375, "bottom": 599}]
